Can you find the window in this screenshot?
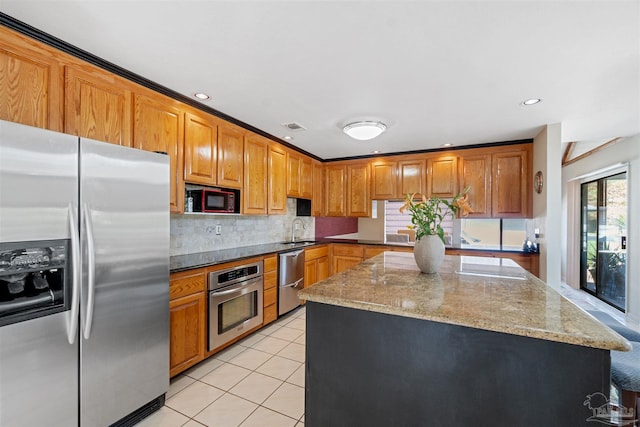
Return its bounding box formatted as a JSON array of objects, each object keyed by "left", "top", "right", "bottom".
[
  {"left": 460, "top": 219, "right": 528, "bottom": 251},
  {"left": 580, "top": 172, "right": 627, "bottom": 311}
]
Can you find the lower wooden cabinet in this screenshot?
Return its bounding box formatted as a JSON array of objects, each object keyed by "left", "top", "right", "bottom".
[
  {"left": 331, "top": 244, "right": 364, "bottom": 274},
  {"left": 304, "top": 245, "right": 329, "bottom": 291},
  {"left": 263, "top": 254, "right": 278, "bottom": 325},
  {"left": 169, "top": 269, "right": 206, "bottom": 378}
]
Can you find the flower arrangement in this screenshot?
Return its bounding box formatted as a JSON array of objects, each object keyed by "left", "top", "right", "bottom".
[{"left": 399, "top": 186, "right": 472, "bottom": 244}]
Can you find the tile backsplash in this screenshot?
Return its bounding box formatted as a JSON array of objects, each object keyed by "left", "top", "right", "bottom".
[{"left": 170, "top": 198, "right": 315, "bottom": 256}]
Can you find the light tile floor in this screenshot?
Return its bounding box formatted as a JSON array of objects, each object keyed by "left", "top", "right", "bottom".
[{"left": 137, "top": 306, "right": 306, "bottom": 427}]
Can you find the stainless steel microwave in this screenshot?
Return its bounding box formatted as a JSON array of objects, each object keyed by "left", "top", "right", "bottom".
[{"left": 192, "top": 189, "right": 236, "bottom": 213}]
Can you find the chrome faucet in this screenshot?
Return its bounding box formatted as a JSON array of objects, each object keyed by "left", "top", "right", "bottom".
[{"left": 291, "top": 219, "right": 303, "bottom": 243}]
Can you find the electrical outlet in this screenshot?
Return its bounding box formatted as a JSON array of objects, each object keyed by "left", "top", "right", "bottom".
[
  {"left": 215, "top": 225, "right": 222, "bottom": 235},
  {"left": 295, "top": 223, "right": 301, "bottom": 230}
]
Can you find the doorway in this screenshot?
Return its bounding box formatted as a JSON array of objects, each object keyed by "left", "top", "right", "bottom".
[{"left": 580, "top": 172, "right": 627, "bottom": 311}]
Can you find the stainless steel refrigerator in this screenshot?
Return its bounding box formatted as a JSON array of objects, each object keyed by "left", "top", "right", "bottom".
[{"left": 0, "top": 120, "right": 170, "bottom": 426}]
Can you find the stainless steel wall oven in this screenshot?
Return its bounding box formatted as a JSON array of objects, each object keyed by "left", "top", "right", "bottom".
[{"left": 208, "top": 261, "right": 263, "bottom": 351}]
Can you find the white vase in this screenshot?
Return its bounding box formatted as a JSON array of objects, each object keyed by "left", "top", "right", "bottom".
[{"left": 413, "top": 235, "right": 445, "bottom": 274}]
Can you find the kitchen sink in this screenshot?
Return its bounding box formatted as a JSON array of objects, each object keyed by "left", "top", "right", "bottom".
[{"left": 280, "top": 240, "right": 317, "bottom": 247}]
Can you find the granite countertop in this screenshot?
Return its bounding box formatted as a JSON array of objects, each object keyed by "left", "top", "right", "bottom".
[
  {"left": 298, "top": 251, "right": 631, "bottom": 351},
  {"left": 170, "top": 238, "right": 538, "bottom": 272}
]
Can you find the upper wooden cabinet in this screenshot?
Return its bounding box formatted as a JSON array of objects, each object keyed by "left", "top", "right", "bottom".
[
  {"left": 0, "top": 29, "right": 63, "bottom": 131},
  {"left": 371, "top": 160, "right": 397, "bottom": 200},
  {"left": 459, "top": 153, "right": 492, "bottom": 217},
  {"left": 300, "top": 158, "right": 313, "bottom": 199},
  {"left": 458, "top": 145, "right": 532, "bottom": 218},
  {"left": 64, "top": 66, "right": 131, "bottom": 146},
  {"left": 427, "top": 155, "right": 458, "bottom": 198},
  {"left": 217, "top": 123, "right": 244, "bottom": 189},
  {"left": 347, "top": 162, "right": 371, "bottom": 217},
  {"left": 492, "top": 147, "right": 531, "bottom": 217},
  {"left": 268, "top": 144, "right": 287, "bottom": 215},
  {"left": 398, "top": 159, "right": 426, "bottom": 199},
  {"left": 183, "top": 111, "right": 217, "bottom": 185},
  {"left": 133, "top": 92, "right": 184, "bottom": 213},
  {"left": 312, "top": 161, "right": 324, "bottom": 216},
  {"left": 371, "top": 158, "right": 426, "bottom": 200},
  {"left": 287, "top": 152, "right": 302, "bottom": 197},
  {"left": 243, "top": 134, "right": 269, "bottom": 215},
  {"left": 325, "top": 164, "right": 346, "bottom": 216}
]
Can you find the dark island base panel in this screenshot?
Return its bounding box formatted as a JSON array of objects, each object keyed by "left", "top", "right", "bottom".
[{"left": 305, "top": 302, "right": 611, "bottom": 427}]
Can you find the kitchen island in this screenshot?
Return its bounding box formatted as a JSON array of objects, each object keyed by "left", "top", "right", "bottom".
[{"left": 298, "top": 252, "right": 629, "bottom": 427}]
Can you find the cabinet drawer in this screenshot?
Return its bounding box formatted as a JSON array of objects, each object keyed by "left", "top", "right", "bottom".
[
  {"left": 264, "top": 271, "right": 277, "bottom": 290},
  {"left": 332, "top": 244, "right": 364, "bottom": 257},
  {"left": 264, "top": 304, "right": 277, "bottom": 325},
  {"left": 169, "top": 270, "right": 206, "bottom": 300},
  {"left": 305, "top": 245, "right": 328, "bottom": 261},
  {"left": 264, "top": 255, "right": 277, "bottom": 272},
  {"left": 264, "top": 286, "right": 277, "bottom": 307}
]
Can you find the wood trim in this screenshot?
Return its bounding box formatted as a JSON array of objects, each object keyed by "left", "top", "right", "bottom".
[
  {"left": 562, "top": 138, "right": 621, "bottom": 167},
  {"left": 561, "top": 141, "right": 576, "bottom": 165}
]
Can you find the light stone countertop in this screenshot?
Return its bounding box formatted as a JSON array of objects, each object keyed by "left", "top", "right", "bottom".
[{"left": 298, "top": 252, "right": 631, "bottom": 351}]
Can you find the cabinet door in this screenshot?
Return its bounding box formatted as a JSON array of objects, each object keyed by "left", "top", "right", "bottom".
[
  {"left": 217, "top": 124, "right": 244, "bottom": 189},
  {"left": 133, "top": 93, "right": 184, "bottom": 213},
  {"left": 347, "top": 162, "right": 371, "bottom": 217},
  {"left": 399, "top": 159, "right": 426, "bottom": 199},
  {"left": 184, "top": 111, "right": 217, "bottom": 185},
  {"left": 325, "top": 165, "right": 346, "bottom": 216},
  {"left": 287, "top": 153, "right": 301, "bottom": 197},
  {"left": 492, "top": 149, "right": 529, "bottom": 217},
  {"left": 427, "top": 156, "right": 458, "bottom": 198},
  {"left": 169, "top": 292, "right": 205, "bottom": 377},
  {"left": 317, "top": 256, "right": 329, "bottom": 282},
  {"left": 459, "top": 154, "right": 491, "bottom": 217},
  {"left": 301, "top": 158, "right": 313, "bottom": 199},
  {"left": 304, "top": 259, "right": 317, "bottom": 288},
  {"left": 269, "top": 144, "right": 287, "bottom": 214},
  {"left": 333, "top": 256, "right": 362, "bottom": 274},
  {"left": 312, "top": 162, "right": 325, "bottom": 216},
  {"left": 371, "top": 161, "right": 398, "bottom": 200},
  {"left": 0, "top": 38, "right": 63, "bottom": 131},
  {"left": 243, "top": 135, "right": 268, "bottom": 215},
  {"left": 65, "top": 66, "right": 131, "bottom": 146}
]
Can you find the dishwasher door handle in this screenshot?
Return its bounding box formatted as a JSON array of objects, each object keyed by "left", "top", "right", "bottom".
[
  {"left": 281, "top": 278, "right": 304, "bottom": 289},
  {"left": 281, "top": 249, "right": 304, "bottom": 258}
]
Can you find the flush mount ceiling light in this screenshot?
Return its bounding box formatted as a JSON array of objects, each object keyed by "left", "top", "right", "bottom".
[
  {"left": 521, "top": 98, "right": 541, "bottom": 106},
  {"left": 194, "top": 92, "right": 210, "bottom": 100},
  {"left": 343, "top": 121, "right": 387, "bottom": 141}
]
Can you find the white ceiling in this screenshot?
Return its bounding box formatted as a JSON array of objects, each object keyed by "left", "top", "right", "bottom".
[{"left": 2, "top": 1, "right": 638, "bottom": 160}]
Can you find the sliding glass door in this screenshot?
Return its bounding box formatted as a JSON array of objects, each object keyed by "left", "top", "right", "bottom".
[{"left": 580, "top": 172, "right": 627, "bottom": 311}]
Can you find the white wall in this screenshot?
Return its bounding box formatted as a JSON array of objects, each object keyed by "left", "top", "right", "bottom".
[
  {"left": 562, "top": 135, "right": 640, "bottom": 320},
  {"left": 533, "top": 124, "right": 563, "bottom": 288}
]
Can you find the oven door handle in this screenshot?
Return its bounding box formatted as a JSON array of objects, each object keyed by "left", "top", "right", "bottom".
[
  {"left": 281, "top": 278, "right": 304, "bottom": 289},
  {"left": 211, "top": 277, "right": 262, "bottom": 297}
]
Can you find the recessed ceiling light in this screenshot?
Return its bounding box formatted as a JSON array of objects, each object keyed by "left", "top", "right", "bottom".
[
  {"left": 194, "top": 93, "right": 210, "bottom": 100},
  {"left": 343, "top": 121, "right": 387, "bottom": 141},
  {"left": 441, "top": 143, "right": 453, "bottom": 147},
  {"left": 372, "top": 150, "right": 382, "bottom": 154},
  {"left": 521, "top": 98, "right": 541, "bottom": 106},
  {"left": 283, "top": 136, "right": 293, "bottom": 140}
]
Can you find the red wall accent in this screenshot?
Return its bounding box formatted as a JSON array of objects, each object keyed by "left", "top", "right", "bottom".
[{"left": 315, "top": 217, "right": 358, "bottom": 238}]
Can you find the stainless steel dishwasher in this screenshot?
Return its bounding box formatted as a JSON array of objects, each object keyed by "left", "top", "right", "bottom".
[{"left": 278, "top": 249, "right": 305, "bottom": 316}]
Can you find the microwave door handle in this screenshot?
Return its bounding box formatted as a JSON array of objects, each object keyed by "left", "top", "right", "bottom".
[
  {"left": 82, "top": 203, "right": 96, "bottom": 340},
  {"left": 67, "top": 203, "right": 80, "bottom": 345}
]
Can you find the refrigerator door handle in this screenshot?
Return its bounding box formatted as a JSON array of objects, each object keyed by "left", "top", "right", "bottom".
[
  {"left": 83, "top": 203, "right": 96, "bottom": 340},
  {"left": 67, "top": 203, "right": 80, "bottom": 345}
]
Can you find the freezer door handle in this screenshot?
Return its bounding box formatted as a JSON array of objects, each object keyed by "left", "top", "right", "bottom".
[
  {"left": 67, "top": 203, "right": 80, "bottom": 345},
  {"left": 83, "top": 203, "right": 96, "bottom": 340}
]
